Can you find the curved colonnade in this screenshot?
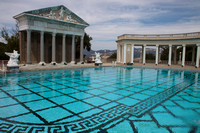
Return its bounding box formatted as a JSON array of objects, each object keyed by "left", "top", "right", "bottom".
[{"left": 116, "top": 32, "right": 200, "bottom": 68}]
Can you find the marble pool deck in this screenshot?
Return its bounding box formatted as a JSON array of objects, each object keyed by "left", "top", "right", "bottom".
[{"left": 18, "top": 63, "right": 200, "bottom": 72}]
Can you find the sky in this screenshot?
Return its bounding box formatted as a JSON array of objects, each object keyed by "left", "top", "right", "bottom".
[{"left": 0, "top": 0, "right": 200, "bottom": 50}]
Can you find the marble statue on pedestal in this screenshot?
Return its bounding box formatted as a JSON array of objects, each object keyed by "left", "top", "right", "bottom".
[
  {"left": 95, "top": 52, "right": 102, "bottom": 66},
  {"left": 5, "top": 50, "right": 20, "bottom": 72},
  {"left": 5, "top": 50, "right": 20, "bottom": 67}
]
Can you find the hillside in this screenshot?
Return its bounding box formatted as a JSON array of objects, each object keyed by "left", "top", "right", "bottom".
[{"left": 84, "top": 48, "right": 156, "bottom": 58}]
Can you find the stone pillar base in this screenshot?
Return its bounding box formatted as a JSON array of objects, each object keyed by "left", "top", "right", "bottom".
[
  {"left": 61, "top": 61, "right": 67, "bottom": 65},
  {"left": 70, "top": 61, "right": 76, "bottom": 64},
  {"left": 39, "top": 62, "right": 46, "bottom": 66},
  {"left": 51, "top": 62, "right": 57, "bottom": 65},
  {"left": 7, "top": 66, "right": 19, "bottom": 73},
  {"left": 77, "top": 61, "right": 84, "bottom": 64},
  {"left": 95, "top": 63, "right": 102, "bottom": 66}
]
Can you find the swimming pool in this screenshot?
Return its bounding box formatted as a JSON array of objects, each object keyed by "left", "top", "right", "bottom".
[{"left": 0, "top": 67, "right": 199, "bottom": 133}]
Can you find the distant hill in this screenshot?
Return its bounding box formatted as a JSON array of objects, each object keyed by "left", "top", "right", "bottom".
[
  {"left": 84, "top": 49, "right": 117, "bottom": 58},
  {"left": 84, "top": 48, "right": 155, "bottom": 58}
]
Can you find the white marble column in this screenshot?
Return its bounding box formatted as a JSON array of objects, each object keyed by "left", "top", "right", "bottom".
[
  {"left": 117, "top": 44, "right": 120, "bottom": 63},
  {"left": 39, "top": 31, "right": 45, "bottom": 65},
  {"left": 124, "top": 44, "right": 127, "bottom": 64},
  {"left": 71, "top": 35, "right": 75, "bottom": 64},
  {"left": 131, "top": 44, "right": 134, "bottom": 64},
  {"left": 80, "top": 36, "right": 84, "bottom": 63},
  {"left": 119, "top": 45, "right": 122, "bottom": 63},
  {"left": 182, "top": 44, "right": 186, "bottom": 67},
  {"left": 27, "top": 30, "right": 31, "bottom": 64},
  {"left": 196, "top": 44, "right": 200, "bottom": 68},
  {"left": 192, "top": 46, "right": 195, "bottom": 65},
  {"left": 143, "top": 44, "right": 146, "bottom": 65},
  {"left": 155, "top": 44, "right": 159, "bottom": 65},
  {"left": 61, "top": 34, "right": 67, "bottom": 65},
  {"left": 168, "top": 45, "right": 172, "bottom": 66},
  {"left": 51, "top": 32, "right": 56, "bottom": 65}
]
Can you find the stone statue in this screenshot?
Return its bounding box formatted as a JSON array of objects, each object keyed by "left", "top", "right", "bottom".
[
  {"left": 67, "top": 15, "right": 72, "bottom": 22},
  {"left": 5, "top": 50, "right": 20, "bottom": 67},
  {"left": 95, "top": 52, "right": 102, "bottom": 66},
  {"left": 49, "top": 10, "right": 56, "bottom": 19},
  {"left": 59, "top": 7, "right": 64, "bottom": 20}
]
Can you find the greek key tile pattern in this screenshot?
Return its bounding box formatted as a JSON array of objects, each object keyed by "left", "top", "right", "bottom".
[{"left": 0, "top": 67, "right": 199, "bottom": 132}]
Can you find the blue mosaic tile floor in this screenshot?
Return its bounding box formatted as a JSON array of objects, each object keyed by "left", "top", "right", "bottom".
[{"left": 0, "top": 67, "right": 200, "bottom": 132}]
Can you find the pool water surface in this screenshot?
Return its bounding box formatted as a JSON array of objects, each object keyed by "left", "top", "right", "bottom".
[{"left": 0, "top": 67, "right": 200, "bottom": 132}]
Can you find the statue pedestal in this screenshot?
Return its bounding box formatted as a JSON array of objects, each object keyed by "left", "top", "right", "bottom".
[
  {"left": 95, "top": 63, "right": 102, "bottom": 66},
  {"left": 7, "top": 66, "right": 19, "bottom": 73}
]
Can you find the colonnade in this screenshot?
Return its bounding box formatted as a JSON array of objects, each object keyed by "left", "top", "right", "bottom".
[
  {"left": 117, "top": 44, "right": 200, "bottom": 68},
  {"left": 26, "top": 30, "right": 84, "bottom": 65}
]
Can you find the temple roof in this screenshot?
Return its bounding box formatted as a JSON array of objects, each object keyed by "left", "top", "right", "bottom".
[{"left": 14, "top": 5, "right": 89, "bottom": 27}]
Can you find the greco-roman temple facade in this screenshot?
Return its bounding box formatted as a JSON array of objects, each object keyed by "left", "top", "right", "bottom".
[
  {"left": 116, "top": 32, "right": 200, "bottom": 68},
  {"left": 14, "top": 5, "right": 89, "bottom": 65}
]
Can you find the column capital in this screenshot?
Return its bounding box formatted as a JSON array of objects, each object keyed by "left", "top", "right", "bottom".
[
  {"left": 182, "top": 44, "right": 186, "bottom": 47},
  {"left": 62, "top": 34, "right": 66, "bottom": 37},
  {"left": 52, "top": 32, "right": 56, "bottom": 37},
  {"left": 40, "top": 31, "right": 44, "bottom": 34},
  {"left": 169, "top": 44, "right": 172, "bottom": 47},
  {"left": 143, "top": 44, "right": 146, "bottom": 47},
  {"left": 156, "top": 44, "right": 159, "bottom": 47},
  {"left": 196, "top": 44, "right": 200, "bottom": 47},
  {"left": 132, "top": 44, "right": 135, "bottom": 46},
  {"left": 27, "top": 29, "right": 31, "bottom": 32}
]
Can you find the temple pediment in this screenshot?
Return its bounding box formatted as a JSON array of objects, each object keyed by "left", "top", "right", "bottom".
[{"left": 23, "top": 5, "right": 89, "bottom": 26}]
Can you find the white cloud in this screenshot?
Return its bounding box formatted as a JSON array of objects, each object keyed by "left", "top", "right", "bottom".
[{"left": 0, "top": 0, "right": 200, "bottom": 50}]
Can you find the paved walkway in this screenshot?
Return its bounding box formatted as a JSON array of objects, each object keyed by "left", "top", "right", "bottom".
[{"left": 16, "top": 63, "right": 200, "bottom": 72}]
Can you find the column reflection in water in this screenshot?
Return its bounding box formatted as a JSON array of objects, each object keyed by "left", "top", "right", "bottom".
[
  {"left": 181, "top": 71, "right": 184, "bottom": 80},
  {"left": 140, "top": 68, "right": 143, "bottom": 84},
  {"left": 156, "top": 69, "right": 159, "bottom": 86}
]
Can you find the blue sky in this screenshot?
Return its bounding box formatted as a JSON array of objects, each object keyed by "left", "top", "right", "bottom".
[{"left": 0, "top": 0, "right": 200, "bottom": 50}]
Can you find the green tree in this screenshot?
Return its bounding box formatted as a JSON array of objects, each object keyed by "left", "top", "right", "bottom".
[
  {"left": 161, "top": 46, "right": 169, "bottom": 60},
  {"left": 0, "top": 23, "right": 19, "bottom": 60},
  {"left": 108, "top": 52, "right": 117, "bottom": 59},
  {"left": 146, "top": 53, "right": 155, "bottom": 60},
  {"left": 76, "top": 33, "right": 92, "bottom": 59}
]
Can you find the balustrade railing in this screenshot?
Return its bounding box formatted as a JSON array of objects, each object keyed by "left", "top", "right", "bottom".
[{"left": 118, "top": 32, "right": 200, "bottom": 40}]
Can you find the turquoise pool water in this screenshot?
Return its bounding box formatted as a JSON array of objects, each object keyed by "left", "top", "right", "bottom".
[{"left": 0, "top": 67, "right": 200, "bottom": 133}]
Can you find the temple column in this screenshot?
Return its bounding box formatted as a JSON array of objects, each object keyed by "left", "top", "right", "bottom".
[
  {"left": 124, "top": 44, "right": 127, "bottom": 64},
  {"left": 51, "top": 32, "right": 56, "bottom": 65},
  {"left": 120, "top": 45, "right": 122, "bottom": 63},
  {"left": 39, "top": 31, "right": 45, "bottom": 65},
  {"left": 196, "top": 44, "right": 200, "bottom": 68},
  {"left": 143, "top": 44, "right": 146, "bottom": 65},
  {"left": 80, "top": 36, "right": 84, "bottom": 63},
  {"left": 155, "top": 44, "right": 159, "bottom": 65},
  {"left": 117, "top": 44, "right": 120, "bottom": 63},
  {"left": 182, "top": 44, "right": 186, "bottom": 67},
  {"left": 27, "top": 30, "right": 31, "bottom": 64},
  {"left": 131, "top": 44, "right": 134, "bottom": 64},
  {"left": 192, "top": 46, "right": 195, "bottom": 65},
  {"left": 61, "top": 34, "right": 67, "bottom": 65},
  {"left": 71, "top": 35, "right": 75, "bottom": 64},
  {"left": 168, "top": 45, "right": 172, "bottom": 66}
]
